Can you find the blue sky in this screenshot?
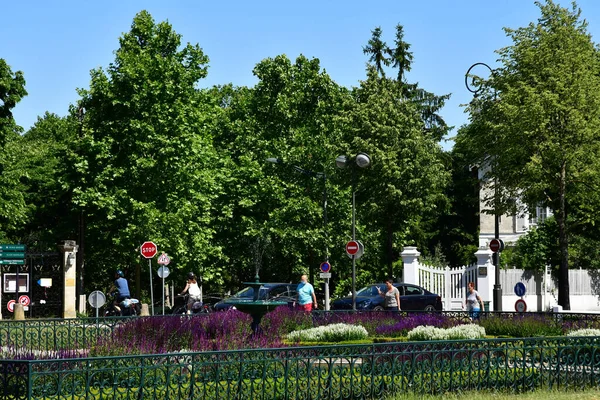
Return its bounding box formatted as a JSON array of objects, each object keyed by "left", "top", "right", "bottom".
[{"left": 3, "top": 0, "right": 600, "bottom": 150}]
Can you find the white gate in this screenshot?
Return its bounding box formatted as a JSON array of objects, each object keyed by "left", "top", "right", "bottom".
[{"left": 415, "top": 263, "right": 477, "bottom": 311}]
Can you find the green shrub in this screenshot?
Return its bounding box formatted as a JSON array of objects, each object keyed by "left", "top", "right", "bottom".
[{"left": 479, "top": 314, "right": 562, "bottom": 337}]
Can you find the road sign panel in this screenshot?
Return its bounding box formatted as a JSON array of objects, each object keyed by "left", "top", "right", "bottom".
[
  {"left": 157, "top": 253, "right": 171, "bottom": 265},
  {"left": 319, "top": 272, "right": 332, "bottom": 279},
  {"left": 489, "top": 238, "right": 504, "bottom": 253},
  {"left": 0, "top": 252, "right": 25, "bottom": 259},
  {"left": 18, "top": 295, "right": 30, "bottom": 306},
  {"left": 514, "top": 282, "right": 527, "bottom": 297},
  {"left": 0, "top": 244, "right": 26, "bottom": 251},
  {"left": 0, "top": 259, "right": 25, "bottom": 265},
  {"left": 140, "top": 241, "right": 158, "bottom": 259},
  {"left": 345, "top": 240, "right": 364, "bottom": 259},
  {"left": 346, "top": 241, "right": 359, "bottom": 256},
  {"left": 320, "top": 262, "right": 331, "bottom": 273},
  {"left": 515, "top": 299, "right": 527, "bottom": 313}
]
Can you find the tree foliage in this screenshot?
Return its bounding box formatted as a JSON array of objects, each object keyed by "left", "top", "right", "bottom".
[
  {"left": 459, "top": 0, "right": 600, "bottom": 309},
  {"left": 76, "top": 11, "right": 225, "bottom": 291}
]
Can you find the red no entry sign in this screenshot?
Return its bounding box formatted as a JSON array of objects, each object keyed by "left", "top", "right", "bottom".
[
  {"left": 346, "top": 241, "right": 359, "bottom": 256},
  {"left": 489, "top": 238, "right": 504, "bottom": 253},
  {"left": 140, "top": 241, "right": 158, "bottom": 259}
]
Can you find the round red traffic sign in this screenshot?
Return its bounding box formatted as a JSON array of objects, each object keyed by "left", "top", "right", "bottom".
[
  {"left": 18, "top": 295, "right": 30, "bottom": 306},
  {"left": 515, "top": 299, "right": 527, "bottom": 313},
  {"left": 489, "top": 238, "right": 503, "bottom": 253},
  {"left": 346, "top": 241, "right": 360, "bottom": 256},
  {"left": 140, "top": 241, "right": 158, "bottom": 259},
  {"left": 7, "top": 300, "right": 16, "bottom": 312}
]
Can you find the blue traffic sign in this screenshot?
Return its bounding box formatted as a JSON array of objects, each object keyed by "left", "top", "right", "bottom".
[
  {"left": 514, "top": 282, "right": 526, "bottom": 297},
  {"left": 320, "top": 262, "right": 331, "bottom": 273}
]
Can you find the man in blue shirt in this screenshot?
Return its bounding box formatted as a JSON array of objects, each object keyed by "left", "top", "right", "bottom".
[
  {"left": 297, "top": 274, "right": 317, "bottom": 312},
  {"left": 109, "top": 270, "right": 130, "bottom": 302}
]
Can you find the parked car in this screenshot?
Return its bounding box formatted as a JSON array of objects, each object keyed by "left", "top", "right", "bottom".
[
  {"left": 331, "top": 283, "right": 442, "bottom": 311},
  {"left": 213, "top": 283, "right": 298, "bottom": 311}
]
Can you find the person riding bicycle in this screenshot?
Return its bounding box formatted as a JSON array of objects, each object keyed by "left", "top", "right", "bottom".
[
  {"left": 179, "top": 272, "right": 201, "bottom": 315},
  {"left": 108, "top": 270, "right": 131, "bottom": 309}
]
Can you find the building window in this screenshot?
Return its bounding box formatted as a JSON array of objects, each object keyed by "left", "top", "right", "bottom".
[{"left": 529, "top": 205, "right": 548, "bottom": 225}]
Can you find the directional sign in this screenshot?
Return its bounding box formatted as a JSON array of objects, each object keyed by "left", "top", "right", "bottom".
[
  {"left": 514, "top": 282, "right": 527, "bottom": 297},
  {"left": 7, "top": 300, "right": 15, "bottom": 312},
  {"left": 0, "top": 259, "right": 25, "bottom": 265},
  {"left": 320, "top": 262, "right": 331, "bottom": 273},
  {"left": 157, "top": 253, "right": 171, "bottom": 265},
  {"left": 140, "top": 241, "right": 158, "bottom": 259},
  {"left": 0, "top": 244, "right": 26, "bottom": 251},
  {"left": 0, "top": 252, "right": 25, "bottom": 259},
  {"left": 18, "top": 295, "right": 30, "bottom": 306}
]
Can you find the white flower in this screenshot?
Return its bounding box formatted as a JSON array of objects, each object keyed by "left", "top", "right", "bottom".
[{"left": 286, "top": 323, "right": 368, "bottom": 342}]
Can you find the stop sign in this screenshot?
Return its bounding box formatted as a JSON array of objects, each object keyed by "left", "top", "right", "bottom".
[
  {"left": 346, "top": 241, "right": 360, "bottom": 256},
  {"left": 489, "top": 238, "right": 503, "bottom": 253},
  {"left": 140, "top": 241, "right": 158, "bottom": 259}
]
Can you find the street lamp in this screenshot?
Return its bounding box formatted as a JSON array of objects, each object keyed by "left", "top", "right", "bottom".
[
  {"left": 465, "top": 62, "right": 502, "bottom": 312},
  {"left": 266, "top": 157, "right": 329, "bottom": 308},
  {"left": 336, "top": 152, "right": 371, "bottom": 311}
]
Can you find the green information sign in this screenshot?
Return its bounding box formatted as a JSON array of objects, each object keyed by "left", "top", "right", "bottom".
[
  {"left": 0, "top": 244, "right": 26, "bottom": 251},
  {"left": 0, "top": 252, "right": 25, "bottom": 259},
  {"left": 0, "top": 259, "right": 25, "bottom": 265}
]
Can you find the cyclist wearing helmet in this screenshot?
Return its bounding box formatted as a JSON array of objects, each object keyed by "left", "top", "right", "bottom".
[
  {"left": 179, "top": 272, "right": 201, "bottom": 314},
  {"left": 109, "top": 270, "right": 131, "bottom": 303}
]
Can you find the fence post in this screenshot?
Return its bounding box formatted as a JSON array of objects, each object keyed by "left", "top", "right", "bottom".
[
  {"left": 401, "top": 247, "right": 420, "bottom": 285},
  {"left": 444, "top": 266, "right": 452, "bottom": 311},
  {"left": 474, "top": 248, "right": 494, "bottom": 311}
]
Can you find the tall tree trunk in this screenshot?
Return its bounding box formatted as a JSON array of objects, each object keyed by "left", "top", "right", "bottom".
[
  {"left": 386, "top": 221, "right": 394, "bottom": 278},
  {"left": 557, "top": 161, "right": 570, "bottom": 310}
]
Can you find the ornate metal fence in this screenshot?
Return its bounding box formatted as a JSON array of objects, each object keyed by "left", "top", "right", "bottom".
[{"left": 1, "top": 333, "right": 600, "bottom": 399}]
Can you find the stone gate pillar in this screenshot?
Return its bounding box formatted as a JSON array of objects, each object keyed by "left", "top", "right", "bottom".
[
  {"left": 475, "top": 247, "right": 494, "bottom": 311},
  {"left": 401, "top": 246, "right": 421, "bottom": 285},
  {"left": 59, "top": 240, "right": 78, "bottom": 318}
]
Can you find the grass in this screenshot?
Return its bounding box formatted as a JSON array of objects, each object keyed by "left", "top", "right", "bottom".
[{"left": 386, "top": 389, "right": 600, "bottom": 400}]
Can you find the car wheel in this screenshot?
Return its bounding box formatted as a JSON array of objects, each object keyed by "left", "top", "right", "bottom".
[
  {"left": 424, "top": 305, "right": 436, "bottom": 312},
  {"left": 373, "top": 306, "right": 384, "bottom": 311}
]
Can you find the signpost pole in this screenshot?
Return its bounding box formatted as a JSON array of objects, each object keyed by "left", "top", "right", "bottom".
[
  {"left": 352, "top": 190, "right": 356, "bottom": 311},
  {"left": 148, "top": 259, "right": 154, "bottom": 316}
]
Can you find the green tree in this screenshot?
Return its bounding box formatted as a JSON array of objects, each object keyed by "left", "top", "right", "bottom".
[
  {"left": 460, "top": 0, "right": 600, "bottom": 309},
  {"left": 0, "top": 59, "right": 28, "bottom": 239},
  {"left": 211, "top": 55, "right": 349, "bottom": 290},
  {"left": 76, "top": 11, "right": 224, "bottom": 291}
]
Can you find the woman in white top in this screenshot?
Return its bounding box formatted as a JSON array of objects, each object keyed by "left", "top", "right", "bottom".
[
  {"left": 465, "top": 281, "right": 484, "bottom": 321},
  {"left": 377, "top": 279, "right": 401, "bottom": 311},
  {"left": 179, "top": 272, "right": 202, "bottom": 314}
]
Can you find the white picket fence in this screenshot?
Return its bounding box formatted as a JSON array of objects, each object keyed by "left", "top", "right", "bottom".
[
  {"left": 411, "top": 262, "right": 478, "bottom": 311},
  {"left": 402, "top": 245, "right": 600, "bottom": 312}
]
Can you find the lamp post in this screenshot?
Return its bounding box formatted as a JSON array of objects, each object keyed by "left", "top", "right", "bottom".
[
  {"left": 77, "top": 106, "right": 86, "bottom": 303},
  {"left": 266, "top": 157, "right": 329, "bottom": 308},
  {"left": 335, "top": 152, "right": 371, "bottom": 311},
  {"left": 465, "top": 62, "right": 502, "bottom": 312}
]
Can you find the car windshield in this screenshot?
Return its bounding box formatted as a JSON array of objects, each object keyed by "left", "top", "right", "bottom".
[
  {"left": 231, "top": 286, "right": 270, "bottom": 299},
  {"left": 356, "top": 285, "right": 386, "bottom": 297}
]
